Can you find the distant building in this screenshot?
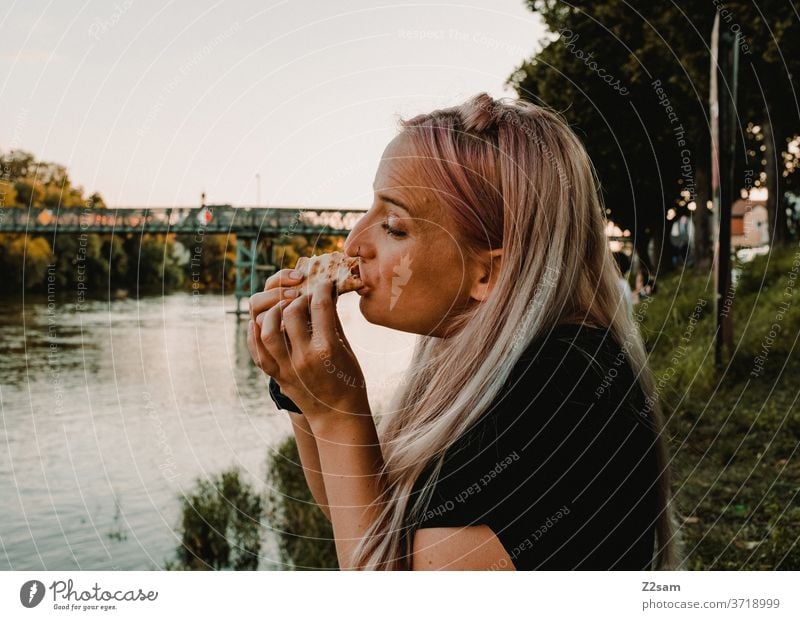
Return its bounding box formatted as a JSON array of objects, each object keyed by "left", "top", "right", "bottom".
[{"left": 731, "top": 198, "right": 769, "bottom": 248}]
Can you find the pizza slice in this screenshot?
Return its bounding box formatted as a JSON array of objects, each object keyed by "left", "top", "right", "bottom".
[{"left": 293, "top": 251, "right": 364, "bottom": 296}]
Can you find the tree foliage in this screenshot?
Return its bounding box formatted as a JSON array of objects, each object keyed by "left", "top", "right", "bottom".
[
  {"left": 1, "top": 150, "right": 197, "bottom": 297},
  {"left": 509, "top": 1, "right": 800, "bottom": 277},
  {"left": 166, "top": 468, "right": 264, "bottom": 571},
  {"left": 265, "top": 434, "right": 338, "bottom": 570}
]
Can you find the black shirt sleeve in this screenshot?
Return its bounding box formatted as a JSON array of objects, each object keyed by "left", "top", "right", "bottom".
[{"left": 411, "top": 331, "right": 659, "bottom": 570}]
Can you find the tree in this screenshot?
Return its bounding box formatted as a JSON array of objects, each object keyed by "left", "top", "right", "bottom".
[
  {"left": 103, "top": 236, "right": 128, "bottom": 290},
  {"left": 0, "top": 150, "right": 175, "bottom": 298},
  {"left": 0, "top": 179, "right": 17, "bottom": 208},
  {"left": 123, "top": 234, "right": 184, "bottom": 295},
  {"left": 509, "top": 1, "right": 714, "bottom": 278},
  {"left": 727, "top": 0, "right": 800, "bottom": 246},
  {"left": 270, "top": 233, "right": 341, "bottom": 273},
  {"left": 0, "top": 235, "right": 52, "bottom": 294},
  {"left": 176, "top": 233, "right": 237, "bottom": 292},
  {"left": 509, "top": 0, "right": 800, "bottom": 286}
]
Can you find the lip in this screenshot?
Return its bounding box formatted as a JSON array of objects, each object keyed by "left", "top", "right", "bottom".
[
  {"left": 354, "top": 264, "right": 369, "bottom": 289},
  {"left": 356, "top": 285, "right": 370, "bottom": 296}
]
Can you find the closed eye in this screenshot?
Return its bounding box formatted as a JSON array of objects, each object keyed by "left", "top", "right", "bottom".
[{"left": 381, "top": 221, "right": 407, "bottom": 238}]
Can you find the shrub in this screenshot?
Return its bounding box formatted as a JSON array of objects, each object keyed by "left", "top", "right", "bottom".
[
  {"left": 166, "top": 468, "right": 263, "bottom": 570},
  {"left": 265, "top": 435, "right": 338, "bottom": 570}
]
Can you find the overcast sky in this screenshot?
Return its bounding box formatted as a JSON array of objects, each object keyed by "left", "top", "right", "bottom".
[{"left": 1, "top": 0, "right": 548, "bottom": 209}]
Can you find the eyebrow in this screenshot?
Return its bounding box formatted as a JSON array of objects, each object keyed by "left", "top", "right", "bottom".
[{"left": 375, "top": 192, "right": 414, "bottom": 214}]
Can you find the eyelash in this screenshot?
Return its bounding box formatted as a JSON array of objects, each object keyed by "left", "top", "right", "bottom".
[{"left": 381, "top": 221, "right": 407, "bottom": 238}]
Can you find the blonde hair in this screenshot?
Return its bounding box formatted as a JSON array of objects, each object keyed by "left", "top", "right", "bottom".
[{"left": 349, "top": 93, "right": 681, "bottom": 570}]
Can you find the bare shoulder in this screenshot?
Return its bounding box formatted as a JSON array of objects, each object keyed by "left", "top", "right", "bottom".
[{"left": 411, "top": 525, "right": 515, "bottom": 571}]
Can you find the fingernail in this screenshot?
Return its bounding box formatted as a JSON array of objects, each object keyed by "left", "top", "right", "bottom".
[
  {"left": 283, "top": 288, "right": 298, "bottom": 298},
  {"left": 290, "top": 270, "right": 303, "bottom": 279}
]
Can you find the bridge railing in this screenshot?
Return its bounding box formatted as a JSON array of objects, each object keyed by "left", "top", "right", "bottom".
[{"left": 0, "top": 206, "right": 367, "bottom": 235}]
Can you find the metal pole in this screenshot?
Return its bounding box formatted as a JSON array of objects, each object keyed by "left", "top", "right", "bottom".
[
  {"left": 711, "top": 12, "right": 740, "bottom": 369},
  {"left": 235, "top": 238, "right": 245, "bottom": 316},
  {"left": 249, "top": 237, "right": 258, "bottom": 296}
]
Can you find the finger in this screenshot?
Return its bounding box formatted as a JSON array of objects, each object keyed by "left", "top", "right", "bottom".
[
  {"left": 282, "top": 293, "right": 312, "bottom": 352},
  {"left": 249, "top": 287, "right": 300, "bottom": 321},
  {"left": 261, "top": 299, "right": 292, "bottom": 367},
  {"left": 308, "top": 280, "right": 338, "bottom": 347},
  {"left": 247, "top": 319, "right": 279, "bottom": 375},
  {"left": 263, "top": 268, "right": 305, "bottom": 292},
  {"left": 256, "top": 309, "right": 286, "bottom": 334},
  {"left": 248, "top": 319, "right": 275, "bottom": 372}
]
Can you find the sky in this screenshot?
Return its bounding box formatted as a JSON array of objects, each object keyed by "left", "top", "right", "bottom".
[{"left": 1, "top": 0, "right": 548, "bottom": 209}]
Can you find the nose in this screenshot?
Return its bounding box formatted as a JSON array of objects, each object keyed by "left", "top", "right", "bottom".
[{"left": 343, "top": 214, "right": 372, "bottom": 258}]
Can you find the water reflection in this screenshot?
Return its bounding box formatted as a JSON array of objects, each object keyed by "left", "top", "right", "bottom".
[{"left": 0, "top": 292, "right": 414, "bottom": 570}]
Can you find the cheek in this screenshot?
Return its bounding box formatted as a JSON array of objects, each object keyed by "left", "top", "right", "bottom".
[
  {"left": 373, "top": 234, "right": 467, "bottom": 295},
  {"left": 391, "top": 258, "right": 467, "bottom": 315}
]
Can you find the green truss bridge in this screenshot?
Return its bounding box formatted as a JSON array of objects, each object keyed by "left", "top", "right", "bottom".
[{"left": 0, "top": 205, "right": 366, "bottom": 315}]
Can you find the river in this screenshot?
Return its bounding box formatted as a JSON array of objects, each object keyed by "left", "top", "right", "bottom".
[{"left": 0, "top": 292, "right": 415, "bottom": 570}]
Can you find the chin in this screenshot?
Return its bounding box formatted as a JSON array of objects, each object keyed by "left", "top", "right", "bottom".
[
  {"left": 358, "top": 296, "right": 403, "bottom": 331},
  {"left": 357, "top": 296, "right": 382, "bottom": 325}
]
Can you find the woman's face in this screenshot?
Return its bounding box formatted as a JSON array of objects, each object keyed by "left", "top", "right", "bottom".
[{"left": 343, "top": 134, "right": 480, "bottom": 338}]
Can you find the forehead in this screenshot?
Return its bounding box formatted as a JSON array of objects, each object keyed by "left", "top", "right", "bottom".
[
  {"left": 373, "top": 135, "right": 442, "bottom": 217},
  {"left": 373, "top": 134, "right": 418, "bottom": 188}
]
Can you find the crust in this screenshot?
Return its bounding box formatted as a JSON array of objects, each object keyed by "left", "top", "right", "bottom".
[{"left": 294, "top": 252, "right": 364, "bottom": 295}]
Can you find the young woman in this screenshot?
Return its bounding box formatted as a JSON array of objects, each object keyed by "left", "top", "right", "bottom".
[{"left": 246, "top": 92, "right": 681, "bottom": 571}]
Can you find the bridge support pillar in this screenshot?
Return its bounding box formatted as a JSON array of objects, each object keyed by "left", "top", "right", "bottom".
[
  {"left": 233, "top": 236, "right": 276, "bottom": 317},
  {"left": 234, "top": 237, "right": 258, "bottom": 317}
]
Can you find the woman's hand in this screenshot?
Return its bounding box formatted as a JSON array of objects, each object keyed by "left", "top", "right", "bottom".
[
  {"left": 246, "top": 268, "right": 304, "bottom": 377},
  {"left": 247, "top": 268, "right": 355, "bottom": 374},
  {"left": 248, "top": 267, "right": 304, "bottom": 324},
  {"left": 249, "top": 278, "right": 370, "bottom": 431}
]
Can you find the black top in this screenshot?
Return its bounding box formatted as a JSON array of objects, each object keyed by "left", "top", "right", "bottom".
[{"left": 406, "top": 323, "right": 660, "bottom": 570}]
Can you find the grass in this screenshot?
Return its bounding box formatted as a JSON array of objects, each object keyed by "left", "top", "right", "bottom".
[{"left": 638, "top": 243, "right": 800, "bottom": 569}]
